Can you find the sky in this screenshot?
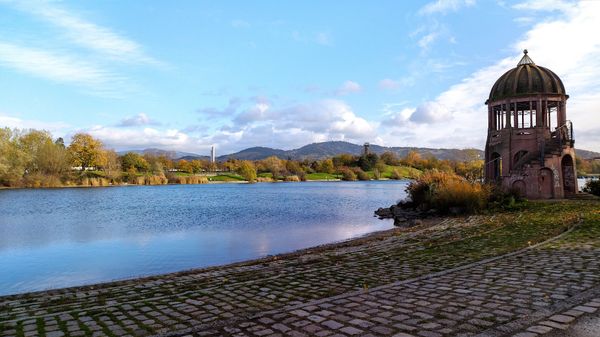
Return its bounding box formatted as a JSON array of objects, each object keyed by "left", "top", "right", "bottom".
[{"left": 1, "top": 0, "right": 599, "bottom": 156}]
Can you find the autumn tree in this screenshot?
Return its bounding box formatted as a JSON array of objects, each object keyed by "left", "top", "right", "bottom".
[
  {"left": 260, "top": 156, "right": 285, "bottom": 178},
  {"left": 68, "top": 133, "right": 105, "bottom": 171},
  {"left": 237, "top": 160, "right": 257, "bottom": 183},
  {"left": 318, "top": 158, "right": 335, "bottom": 174},
  {"left": 102, "top": 150, "right": 122, "bottom": 180},
  {"left": 121, "top": 152, "right": 149, "bottom": 173},
  {"left": 177, "top": 159, "right": 193, "bottom": 173},
  {"left": 0, "top": 128, "right": 27, "bottom": 185}
]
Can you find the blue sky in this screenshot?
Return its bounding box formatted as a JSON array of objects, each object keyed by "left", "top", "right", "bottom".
[{"left": 1, "top": 0, "right": 599, "bottom": 155}]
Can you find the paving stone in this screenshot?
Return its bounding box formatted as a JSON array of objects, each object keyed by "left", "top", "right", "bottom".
[
  {"left": 527, "top": 325, "right": 553, "bottom": 334},
  {"left": 321, "top": 320, "right": 344, "bottom": 330},
  {"left": 549, "top": 314, "right": 576, "bottom": 324}
]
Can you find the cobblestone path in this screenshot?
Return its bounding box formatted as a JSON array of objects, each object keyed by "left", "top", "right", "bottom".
[{"left": 1, "top": 203, "right": 599, "bottom": 337}]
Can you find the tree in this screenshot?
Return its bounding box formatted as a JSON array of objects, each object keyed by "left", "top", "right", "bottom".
[
  {"left": 18, "top": 129, "right": 54, "bottom": 173},
  {"left": 238, "top": 160, "right": 257, "bottom": 183},
  {"left": 261, "top": 156, "right": 285, "bottom": 178},
  {"left": 177, "top": 159, "right": 193, "bottom": 173},
  {"left": 190, "top": 160, "right": 203, "bottom": 173},
  {"left": 102, "top": 150, "right": 122, "bottom": 180},
  {"left": 0, "top": 128, "right": 27, "bottom": 185},
  {"left": 358, "top": 153, "right": 378, "bottom": 171},
  {"left": 36, "top": 141, "right": 69, "bottom": 176},
  {"left": 68, "top": 133, "right": 105, "bottom": 171},
  {"left": 402, "top": 151, "right": 423, "bottom": 168},
  {"left": 319, "top": 159, "right": 335, "bottom": 174},
  {"left": 121, "top": 152, "right": 149, "bottom": 173},
  {"left": 380, "top": 151, "right": 400, "bottom": 166}
]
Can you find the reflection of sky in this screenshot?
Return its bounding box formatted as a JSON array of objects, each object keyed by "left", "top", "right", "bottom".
[{"left": 0, "top": 181, "right": 406, "bottom": 295}]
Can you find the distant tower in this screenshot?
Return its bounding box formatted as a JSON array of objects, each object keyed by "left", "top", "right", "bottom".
[
  {"left": 363, "top": 142, "right": 370, "bottom": 156},
  {"left": 484, "top": 50, "right": 577, "bottom": 199},
  {"left": 210, "top": 146, "right": 216, "bottom": 163}
]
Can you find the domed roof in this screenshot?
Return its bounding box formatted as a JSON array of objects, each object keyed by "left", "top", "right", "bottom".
[{"left": 487, "top": 50, "right": 567, "bottom": 103}]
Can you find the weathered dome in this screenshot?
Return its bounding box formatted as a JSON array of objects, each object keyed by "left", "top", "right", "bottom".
[{"left": 488, "top": 50, "right": 566, "bottom": 103}]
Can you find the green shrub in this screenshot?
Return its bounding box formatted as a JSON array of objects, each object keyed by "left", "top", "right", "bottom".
[{"left": 583, "top": 179, "right": 600, "bottom": 196}]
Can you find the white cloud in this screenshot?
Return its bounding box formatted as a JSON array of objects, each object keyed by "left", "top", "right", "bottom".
[
  {"left": 418, "top": 32, "right": 439, "bottom": 50},
  {"left": 379, "top": 78, "right": 415, "bottom": 91},
  {"left": 419, "top": 0, "right": 476, "bottom": 15},
  {"left": 381, "top": 0, "right": 600, "bottom": 151},
  {"left": 117, "top": 113, "right": 159, "bottom": 127},
  {"left": 0, "top": 42, "right": 125, "bottom": 96},
  {"left": 409, "top": 102, "right": 452, "bottom": 124},
  {"left": 512, "top": 0, "right": 575, "bottom": 13},
  {"left": 336, "top": 80, "right": 362, "bottom": 96},
  {"left": 86, "top": 126, "right": 198, "bottom": 152},
  {"left": 219, "top": 99, "right": 377, "bottom": 152},
  {"left": 379, "top": 79, "right": 401, "bottom": 90},
  {"left": 0, "top": 114, "right": 70, "bottom": 139},
  {"left": 10, "top": 1, "right": 160, "bottom": 65}
]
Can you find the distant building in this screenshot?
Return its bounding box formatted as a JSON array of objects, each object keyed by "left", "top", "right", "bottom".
[
  {"left": 363, "top": 142, "right": 370, "bottom": 156},
  {"left": 484, "top": 50, "right": 577, "bottom": 199},
  {"left": 211, "top": 146, "right": 216, "bottom": 163}
]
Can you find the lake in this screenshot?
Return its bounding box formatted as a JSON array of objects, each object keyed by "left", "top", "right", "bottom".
[{"left": 0, "top": 181, "right": 407, "bottom": 295}]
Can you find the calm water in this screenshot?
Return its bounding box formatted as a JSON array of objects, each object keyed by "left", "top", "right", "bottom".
[{"left": 0, "top": 181, "right": 406, "bottom": 295}]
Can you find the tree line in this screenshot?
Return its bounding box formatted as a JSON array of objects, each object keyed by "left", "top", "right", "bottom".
[{"left": 0, "top": 127, "right": 484, "bottom": 187}]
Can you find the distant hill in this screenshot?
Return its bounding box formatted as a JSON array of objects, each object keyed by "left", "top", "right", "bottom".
[
  {"left": 217, "top": 146, "right": 287, "bottom": 161},
  {"left": 117, "top": 148, "right": 203, "bottom": 159},
  {"left": 122, "top": 141, "right": 600, "bottom": 162},
  {"left": 217, "top": 141, "right": 484, "bottom": 161},
  {"left": 577, "top": 149, "right": 600, "bottom": 160}
]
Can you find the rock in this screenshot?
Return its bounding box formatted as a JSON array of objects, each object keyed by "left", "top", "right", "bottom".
[{"left": 408, "top": 219, "right": 423, "bottom": 227}]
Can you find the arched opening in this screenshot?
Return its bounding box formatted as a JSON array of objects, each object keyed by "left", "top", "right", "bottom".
[
  {"left": 512, "top": 180, "right": 526, "bottom": 198},
  {"left": 538, "top": 168, "right": 554, "bottom": 199},
  {"left": 491, "top": 152, "right": 502, "bottom": 180},
  {"left": 561, "top": 154, "right": 576, "bottom": 196}
]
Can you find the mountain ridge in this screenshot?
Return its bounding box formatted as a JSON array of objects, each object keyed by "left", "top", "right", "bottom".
[{"left": 120, "top": 141, "right": 600, "bottom": 162}]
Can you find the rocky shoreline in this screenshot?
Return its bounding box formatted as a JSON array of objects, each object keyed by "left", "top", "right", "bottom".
[{"left": 375, "top": 202, "right": 435, "bottom": 227}]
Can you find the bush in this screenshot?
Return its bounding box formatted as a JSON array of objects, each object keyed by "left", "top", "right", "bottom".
[
  {"left": 339, "top": 167, "right": 357, "bottom": 181},
  {"left": 406, "top": 170, "right": 490, "bottom": 214},
  {"left": 583, "top": 179, "right": 600, "bottom": 196},
  {"left": 353, "top": 168, "right": 370, "bottom": 181},
  {"left": 373, "top": 168, "right": 381, "bottom": 180},
  {"left": 168, "top": 175, "right": 209, "bottom": 184},
  {"left": 390, "top": 168, "right": 404, "bottom": 180}
]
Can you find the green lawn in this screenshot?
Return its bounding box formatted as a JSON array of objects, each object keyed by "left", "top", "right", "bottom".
[
  {"left": 306, "top": 172, "right": 341, "bottom": 180},
  {"left": 377, "top": 165, "right": 421, "bottom": 179},
  {"left": 209, "top": 174, "right": 245, "bottom": 182}
]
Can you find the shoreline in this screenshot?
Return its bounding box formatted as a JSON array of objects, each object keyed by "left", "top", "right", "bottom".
[
  {"left": 0, "top": 178, "right": 405, "bottom": 191},
  {"left": 0, "top": 217, "right": 432, "bottom": 299}
]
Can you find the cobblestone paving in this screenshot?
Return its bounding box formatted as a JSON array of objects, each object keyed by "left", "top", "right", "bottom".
[
  {"left": 168, "top": 240, "right": 600, "bottom": 337},
  {"left": 1, "top": 206, "right": 598, "bottom": 337}
]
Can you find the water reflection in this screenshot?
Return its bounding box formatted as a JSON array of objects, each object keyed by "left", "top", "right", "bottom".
[{"left": 0, "top": 181, "right": 406, "bottom": 295}]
